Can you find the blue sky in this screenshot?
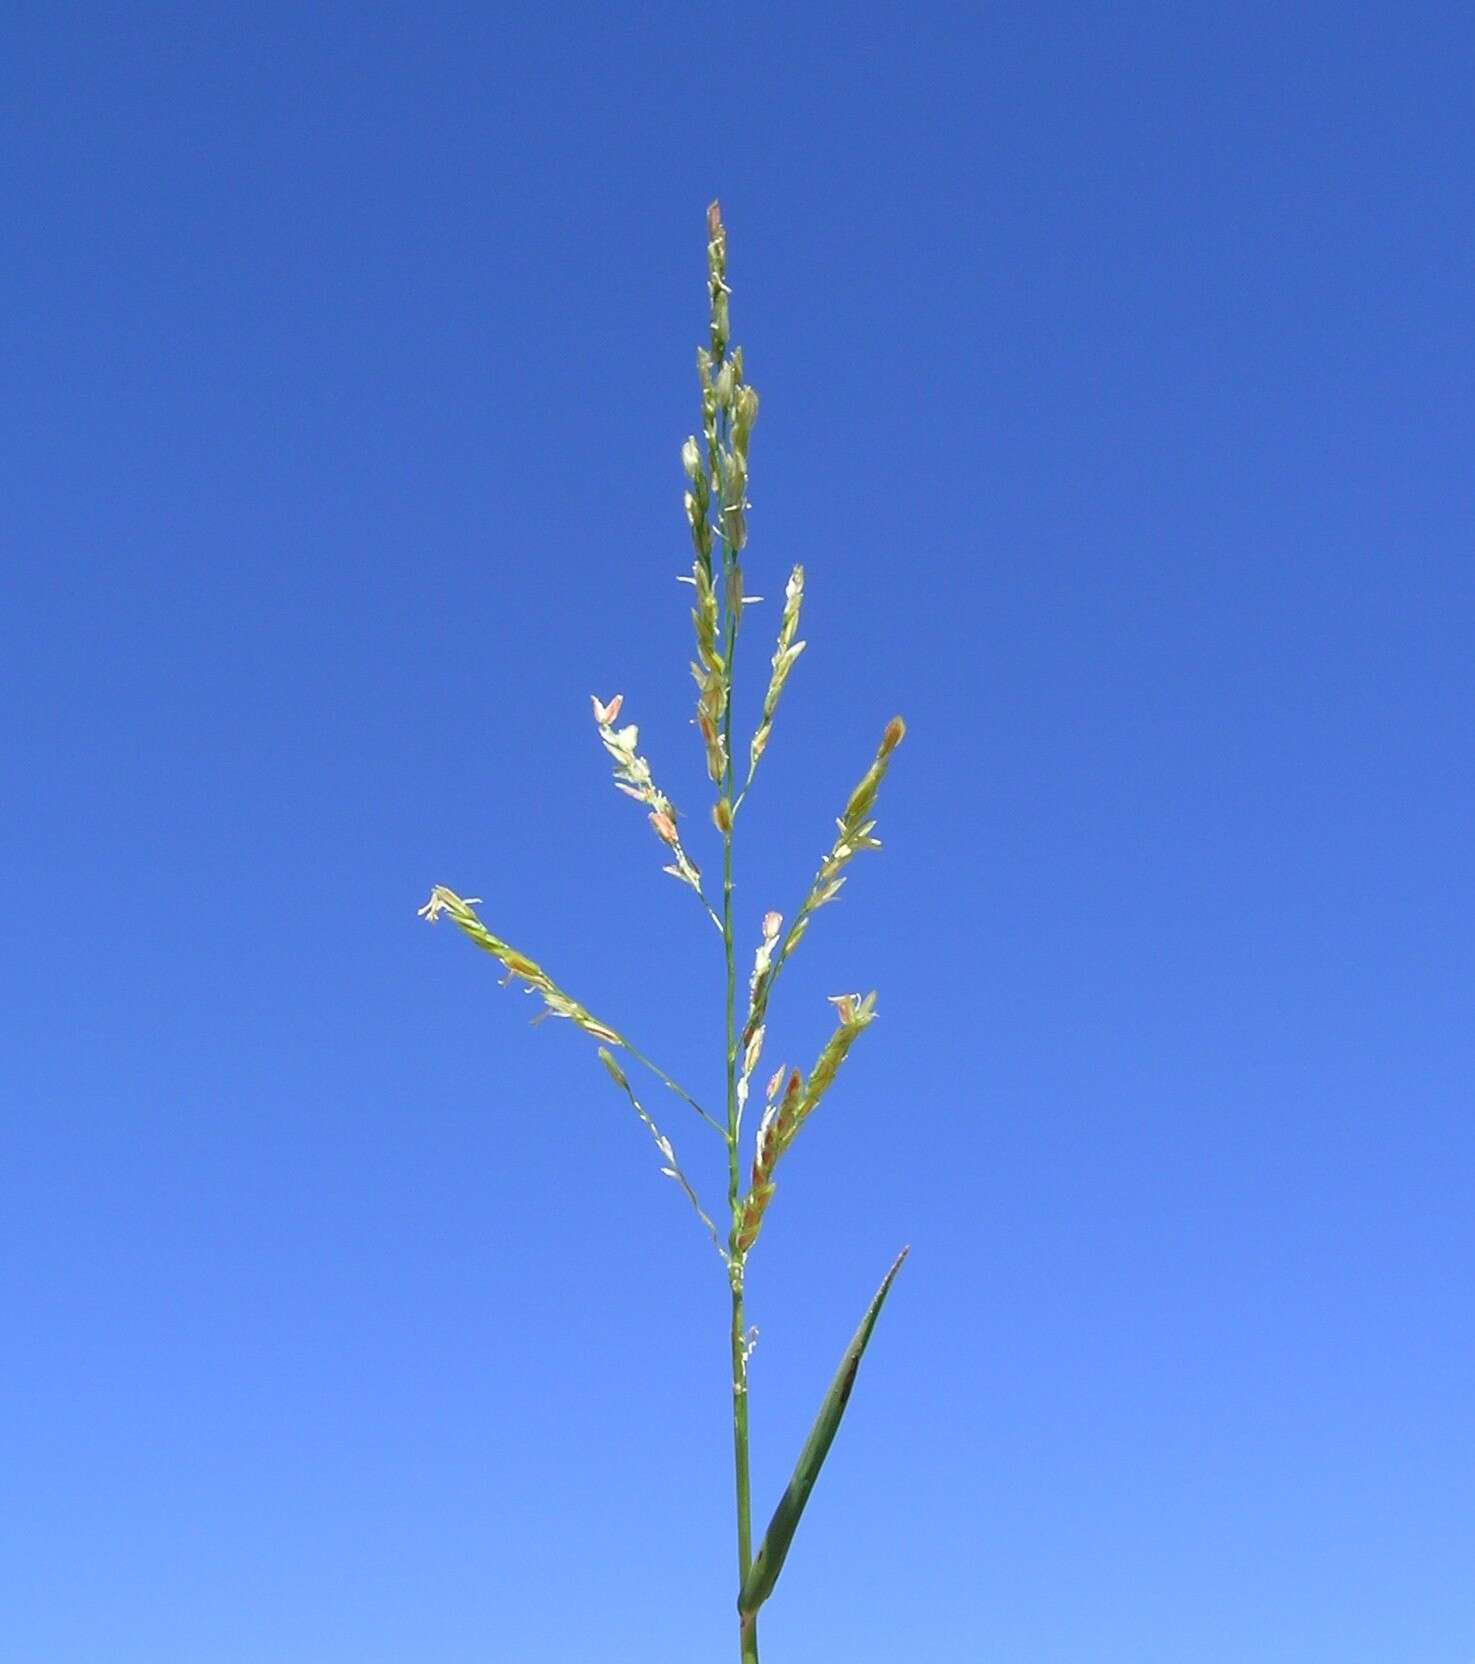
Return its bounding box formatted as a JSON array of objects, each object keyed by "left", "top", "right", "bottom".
[{"left": 4, "top": 3, "right": 1472, "bottom": 1660}]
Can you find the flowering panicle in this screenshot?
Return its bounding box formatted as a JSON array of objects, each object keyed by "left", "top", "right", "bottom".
[
  {"left": 422, "top": 205, "right": 911, "bottom": 1659},
  {"left": 418, "top": 886, "right": 623, "bottom": 1044},
  {"left": 734, "top": 991, "right": 879, "bottom": 1258}
]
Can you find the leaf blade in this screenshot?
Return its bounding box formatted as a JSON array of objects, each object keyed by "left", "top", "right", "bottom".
[{"left": 738, "top": 1247, "right": 909, "bottom": 1618}]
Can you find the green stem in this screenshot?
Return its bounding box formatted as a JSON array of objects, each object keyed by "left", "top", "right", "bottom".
[
  {"left": 711, "top": 356, "right": 757, "bottom": 1662},
  {"left": 725, "top": 821, "right": 752, "bottom": 1574},
  {"left": 740, "top": 1608, "right": 760, "bottom": 1664},
  {"left": 724, "top": 655, "right": 756, "bottom": 1657},
  {"left": 730, "top": 1265, "right": 753, "bottom": 1558},
  {"left": 726, "top": 934, "right": 757, "bottom": 1662}
]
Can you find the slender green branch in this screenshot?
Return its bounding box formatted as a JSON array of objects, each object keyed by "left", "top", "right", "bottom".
[
  {"left": 621, "top": 1040, "right": 726, "bottom": 1137},
  {"left": 597, "top": 1049, "right": 727, "bottom": 1260}
]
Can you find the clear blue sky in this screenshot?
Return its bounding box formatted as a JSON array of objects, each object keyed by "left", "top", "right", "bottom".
[{"left": 5, "top": 4, "right": 1472, "bottom": 1661}]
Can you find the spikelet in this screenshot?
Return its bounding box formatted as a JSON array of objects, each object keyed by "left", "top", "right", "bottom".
[{"left": 418, "top": 887, "right": 624, "bottom": 1045}]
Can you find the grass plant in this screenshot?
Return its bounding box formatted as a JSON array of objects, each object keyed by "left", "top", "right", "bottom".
[{"left": 422, "top": 202, "right": 908, "bottom": 1662}]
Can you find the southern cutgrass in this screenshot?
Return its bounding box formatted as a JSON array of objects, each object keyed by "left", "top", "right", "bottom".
[{"left": 422, "top": 203, "right": 908, "bottom": 1662}]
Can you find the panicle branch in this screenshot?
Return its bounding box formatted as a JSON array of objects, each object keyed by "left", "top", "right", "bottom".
[
  {"left": 734, "top": 991, "right": 879, "bottom": 1258},
  {"left": 418, "top": 885, "right": 623, "bottom": 1042},
  {"left": 591, "top": 694, "right": 720, "bottom": 929},
  {"left": 744, "top": 565, "right": 806, "bottom": 795},
  {"left": 419, "top": 885, "right": 720, "bottom": 1132},
  {"left": 742, "top": 715, "right": 906, "bottom": 1051}
]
